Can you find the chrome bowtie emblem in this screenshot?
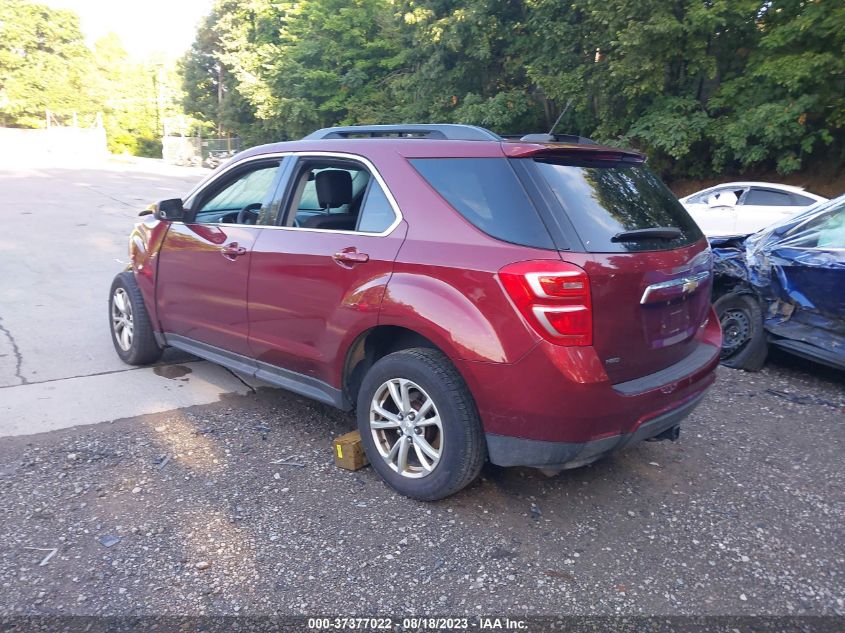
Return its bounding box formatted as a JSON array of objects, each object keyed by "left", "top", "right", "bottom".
[{"left": 682, "top": 278, "right": 700, "bottom": 294}]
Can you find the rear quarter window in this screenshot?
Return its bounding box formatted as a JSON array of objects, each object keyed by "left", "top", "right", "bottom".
[
  {"left": 790, "top": 193, "right": 817, "bottom": 206},
  {"left": 410, "top": 158, "right": 554, "bottom": 249},
  {"left": 532, "top": 159, "right": 703, "bottom": 252},
  {"left": 745, "top": 189, "right": 794, "bottom": 206}
]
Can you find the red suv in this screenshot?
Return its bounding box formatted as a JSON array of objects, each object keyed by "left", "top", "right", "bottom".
[{"left": 110, "top": 124, "right": 721, "bottom": 500}]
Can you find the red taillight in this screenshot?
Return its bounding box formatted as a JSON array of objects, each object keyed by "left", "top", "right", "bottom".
[{"left": 498, "top": 260, "right": 593, "bottom": 346}]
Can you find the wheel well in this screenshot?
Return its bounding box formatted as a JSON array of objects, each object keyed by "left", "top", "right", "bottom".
[
  {"left": 343, "top": 326, "right": 439, "bottom": 407},
  {"left": 712, "top": 275, "right": 751, "bottom": 302}
]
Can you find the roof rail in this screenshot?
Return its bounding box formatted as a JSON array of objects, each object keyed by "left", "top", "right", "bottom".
[{"left": 302, "top": 124, "right": 502, "bottom": 142}]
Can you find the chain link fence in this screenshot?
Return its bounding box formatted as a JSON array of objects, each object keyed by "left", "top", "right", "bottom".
[{"left": 162, "top": 136, "right": 242, "bottom": 168}]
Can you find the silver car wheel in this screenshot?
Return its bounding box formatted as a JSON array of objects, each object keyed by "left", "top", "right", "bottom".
[
  {"left": 111, "top": 287, "right": 134, "bottom": 352},
  {"left": 370, "top": 378, "right": 443, "bottom": 479}
]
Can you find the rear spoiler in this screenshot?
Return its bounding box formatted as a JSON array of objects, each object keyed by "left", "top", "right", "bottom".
[{"left": 502, "top": 142, "right": 646, "bottom": 163}]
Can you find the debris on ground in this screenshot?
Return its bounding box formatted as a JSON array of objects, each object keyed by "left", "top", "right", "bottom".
[
  {"left": 96, "top": 535, "right": 120, "bottom": 548},
  {"left": 23, "top": 547, "right": 57, "bottom": 566}
]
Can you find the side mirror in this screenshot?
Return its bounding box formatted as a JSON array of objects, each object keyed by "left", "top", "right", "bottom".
[{"left": 152, "top": 198, "right": 185, "bottom": 221}]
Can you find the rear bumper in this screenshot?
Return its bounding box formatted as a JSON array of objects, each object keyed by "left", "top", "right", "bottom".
[
  {"left": 456, "top": 309, "right": 721, "bottom": 466},
  {"left": 485, "top": 387, "right": 708, "bottom": 468}
]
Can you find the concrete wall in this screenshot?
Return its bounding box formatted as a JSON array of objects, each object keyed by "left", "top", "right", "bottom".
[{"left": 0, "top": 127, "right": 108, "bottom": 161}]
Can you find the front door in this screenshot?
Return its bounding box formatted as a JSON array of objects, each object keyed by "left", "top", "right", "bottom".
[
  {"left": 247, "top": 155, "right": 407, "bottom": 387},
  {"left": 156, "top": 158, "right": 285, "bottom": 356},
  {"left": 770, "top": 202, "right": 845, "bottom": 315},
  {"left": 686, "top": 186, "right": 744, "bottom": 236}
]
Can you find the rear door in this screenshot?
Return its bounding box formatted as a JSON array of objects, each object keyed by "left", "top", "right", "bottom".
[
  {"left": 522, "top": 155, "right": 713, "bottom": 383},
  {"left": 247, "top": 154, "right": 407, "bottom": 386},
  {"left": 156, "top": 157, "right": 285, "bottom": 356},
  {"left": 737, "top": 187, "right": 806, "bottom": 235}
]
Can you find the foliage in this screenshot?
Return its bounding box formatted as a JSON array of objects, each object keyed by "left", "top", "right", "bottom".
[
  {"left": 0, "top": 1, "right": 184, "bottom": 156},
  {"left": 0, "top": 0, "right": 95, "bottom": 127},
  {"left": 178, "top": 0, "right": 843, "bottom": 179},
  {"left": 7, "top": 0, "right": 836, "bottom": 174}
]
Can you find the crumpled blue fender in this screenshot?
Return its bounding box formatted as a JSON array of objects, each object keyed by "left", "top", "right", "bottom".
[{"left": 743, "top": 197, "right": 845, "bottom": 311}]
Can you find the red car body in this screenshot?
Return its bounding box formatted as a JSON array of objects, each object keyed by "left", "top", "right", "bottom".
[{"left": 127, "top": 131, "right": 720, "bottom": 470}]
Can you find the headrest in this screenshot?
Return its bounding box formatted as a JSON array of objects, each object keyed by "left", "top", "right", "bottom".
[
  {"left": 316, "top": 170, "right": 353, "bottom": 208},
  {"left": 302, "top": 213, "right": 357, "bottom": 231}
]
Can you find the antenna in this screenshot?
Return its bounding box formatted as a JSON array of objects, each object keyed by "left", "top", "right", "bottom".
[{"left": 547, "top": 99, "right": 574, "bottom": 136}]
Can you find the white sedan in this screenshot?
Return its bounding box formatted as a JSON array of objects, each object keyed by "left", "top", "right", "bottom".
[{"left": 679, "top": 182, "right": 827, "bottom": 237}]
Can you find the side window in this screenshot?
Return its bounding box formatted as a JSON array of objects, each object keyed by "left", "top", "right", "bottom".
[
  {"left": 296, "top": 168, "right": 368, "bottom": 215},
  {"left": 786, "top": 204, "right": 845, "bottom": 249},
  {"left": 791, "top": 193, "right": 817, "bottom": 206},
  {"left": 817, "top": 210, "right": 845, "bottom": 248},
  {"left": 193, "top": 163, "right": 280, "bottom": 225},
  {"left": 687, "top": 191, "right": 712, "bottom": 204},
  {"left": 411, "top": 158, "right": 554, "bottom": 249},
  {"left": 744, "top": 189, "right": 793, "bottom": 206},
  {"left": 284, "top": 159, "right": 396, "bottom": 233},
  {"left": 357, "top": 181, "right": 396, "bottom": 233},
  {"left": 706, "top": 188, "right": 744, "bottom": 207}
]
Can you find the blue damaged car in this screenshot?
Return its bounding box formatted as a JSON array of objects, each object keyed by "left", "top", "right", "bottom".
[{"left": 711, "top": 194, "right": 845, "bottom": 371}]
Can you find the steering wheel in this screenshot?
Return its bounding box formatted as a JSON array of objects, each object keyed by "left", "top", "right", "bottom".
[
  {"left": 236, "top": 202, "right": 263, "bottom": 225},
  {"left": 293, "top": 216, "right": 302, "bottom": 228}
]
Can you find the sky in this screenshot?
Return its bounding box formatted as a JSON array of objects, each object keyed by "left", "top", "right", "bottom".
[{"left": 42, "top": 0, "right": 214, "bottom": 61}]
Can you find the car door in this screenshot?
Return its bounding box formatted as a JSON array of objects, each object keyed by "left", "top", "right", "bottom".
[
  {"left": 684, "top": 186, "right": 744, "bottom": 236},
  {"left": 156, "top": 157, "right": 287, "bottom": 356},
  {"left": 247, "top": 154, "right": 407, "bottom": 389},
  {"left": 770, "top": 202, "right": 845, "bottom": 316},
  {"left": 736, "top": 187, "right": 804, "bottom": 235}
]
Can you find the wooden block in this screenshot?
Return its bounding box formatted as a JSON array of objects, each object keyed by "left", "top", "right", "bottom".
[{"left": 333, "top": 430, "right": 369, "bottom": 471}]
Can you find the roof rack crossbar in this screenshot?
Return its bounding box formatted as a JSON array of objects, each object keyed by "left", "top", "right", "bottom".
[{"left": 302, "top": 124, "right": 502, "bottom": 142}]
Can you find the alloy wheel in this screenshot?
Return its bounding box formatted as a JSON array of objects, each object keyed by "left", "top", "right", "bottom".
[
  {"left": 111, "top": 287, "right": 134, "bottom": 351},
  {"left": 369, "top": 378, "right": 443, "bottom": 478}
]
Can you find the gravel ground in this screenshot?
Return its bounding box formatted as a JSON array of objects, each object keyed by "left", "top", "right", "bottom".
[{"left": 0, "top": 356, "right": 842, "bottom": 617}]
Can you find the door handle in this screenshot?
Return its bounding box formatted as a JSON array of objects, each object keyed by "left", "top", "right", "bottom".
[
  {"left": 221, "top": 242, "right": 247, "bottom": 260},
  {"left": 332, "top": 248, "right": 370, "bottom": 266}
]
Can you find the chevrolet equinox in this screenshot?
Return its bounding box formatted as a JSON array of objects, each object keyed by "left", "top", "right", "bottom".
[{"left": 109, "top": 124, "right": 721, "bottom": 500}]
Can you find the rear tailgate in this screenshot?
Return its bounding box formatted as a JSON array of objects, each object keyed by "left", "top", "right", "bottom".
[
  {"left": 517, "top": 149, "right": 712, "bottom": 383},
  {"left": 565, "top": 245, "right": 712, "bottom": 383}
]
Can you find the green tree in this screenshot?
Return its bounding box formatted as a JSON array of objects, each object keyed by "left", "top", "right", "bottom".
[
  {"left": 386, "top": 0, "right": 541, "bottom": 132},
  {"left": 1, "top": 1, "right": 187, "bottom": 156},
  {"left": 0, "top": 0, "right": 96, "bottom": 127},
  {"left": 180, "top": 2, "right": 256, "bottom": 141},
  {"left": 178, "top": 0, "right": 845, "bottom": 180},
  {"left": 708, "top": 0, "right": 845, "bottom": 173},
  {"left": 87, "top": 35, "right": 160, "bottom": 155}
]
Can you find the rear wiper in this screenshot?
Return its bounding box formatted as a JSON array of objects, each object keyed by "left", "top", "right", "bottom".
[{"left": 611, "top": 227, "right": 682, "bottom": 242}]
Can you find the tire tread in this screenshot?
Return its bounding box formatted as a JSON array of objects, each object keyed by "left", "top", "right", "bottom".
[
  {"left": 714, "top": 292, "right": 768, "bottom": 371},
  {"left": 357, "top": 347, "right": 486, "bottom": 501},
  {"left": 109, "top": 272, "right": 162, "bottom": 366}
]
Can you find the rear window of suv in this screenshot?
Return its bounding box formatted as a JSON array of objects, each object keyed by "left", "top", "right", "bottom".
[
  {"left": 532, "top": 158, "right": 703, "bottom": 252},
  {"left": 410, "top": 158, "right": 555, "bottom": 249}
]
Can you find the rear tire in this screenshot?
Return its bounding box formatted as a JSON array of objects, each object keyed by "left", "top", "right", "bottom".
[
  {"left": 109, "top": 272, "right": 163, "bottom": 366},
  {"left": 356, "top": 348, "right": 486, "bottom": 501},
  {"left": 714, "top": 292, "right": 767, "bottom": 371}
]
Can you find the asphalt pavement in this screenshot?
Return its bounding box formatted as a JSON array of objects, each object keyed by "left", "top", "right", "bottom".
[{"left": 0, "top": 157, "right": 260, "bottom": 436}]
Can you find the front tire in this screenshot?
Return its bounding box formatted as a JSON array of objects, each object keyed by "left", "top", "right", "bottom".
[
  {"left": 714, "top": 292, "right": 767, "bottom": 371},
  {"left": 109, "top": 272, "right": 162, "bottom": 366},
  {"left": 356, "top": 348, "right": 486, "bottom": 501}
]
